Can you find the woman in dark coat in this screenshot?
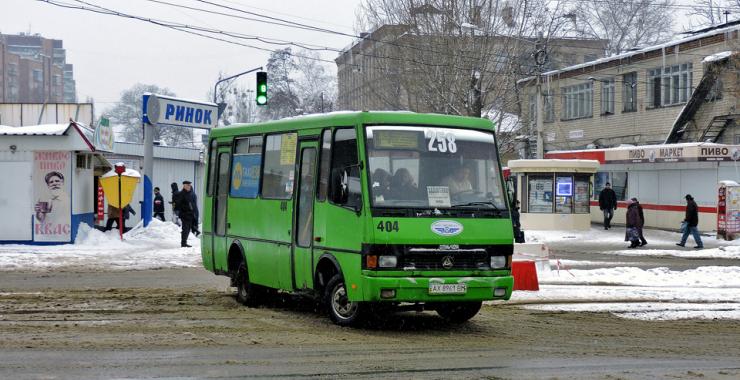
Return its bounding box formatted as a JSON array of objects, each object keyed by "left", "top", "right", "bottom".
[
  {"left": 632, "top": 198, "right": 648, "bottom": 246},
  {"left": 625, "top": 200, "right": 641, "bottom": 248}
]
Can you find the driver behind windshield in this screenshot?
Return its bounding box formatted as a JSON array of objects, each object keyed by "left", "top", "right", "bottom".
[
  {"left": 442, "top": 166, "right": 473, "bottom": 195},
  {"left": 389, "top": 168, "right": 418, "bottom": 200}
]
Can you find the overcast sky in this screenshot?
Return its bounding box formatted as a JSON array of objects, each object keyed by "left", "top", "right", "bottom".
[{"left": 2, "top": 0, "right": 362, "bottom": 112}]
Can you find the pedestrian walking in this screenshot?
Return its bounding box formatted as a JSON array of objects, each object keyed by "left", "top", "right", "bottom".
[
  {"left": 190, "top": 187, "right": 201, "bottom": 237},
  {"left": 104, "top": 204, "right": 135, "bottom": 232},
  {"left": 170, "top": 182, "right": 181, "bottom": 226},
  {"left": 632, "top": 197, "right": 648, "bottom": 247},
  {"left": 599, "top": 182, "right": 617, "bottom": 230},
  {"left": 677, "top": 194, "right": 704, "bottom": 249},
  {"left": 174, "top": 180, "right": 196, "bottom": 247},
  {"left": 625, "top": 199, "right": 641, "bottom": 248},
  {"left": 511, "top": 200, "right": 524, "bottom": 243},
  {"left": 153, "top": 187, "right": 165, "bottom": 221}
]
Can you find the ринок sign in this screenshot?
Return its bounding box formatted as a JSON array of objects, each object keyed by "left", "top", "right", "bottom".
[{"left": 143, "top": 93, "right": 218, "bottom": 130}]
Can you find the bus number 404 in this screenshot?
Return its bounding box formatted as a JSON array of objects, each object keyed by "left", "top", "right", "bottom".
[{"left": 377, "top": 221, "right": 399, "bottom": 232}]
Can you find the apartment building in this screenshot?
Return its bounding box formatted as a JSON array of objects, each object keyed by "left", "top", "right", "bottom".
[
  {"left": 0, "top": 32, "right": 76, "bottom": 103},
  {"left": 518, "top": 21, "right": 740, "bottom": 153}
]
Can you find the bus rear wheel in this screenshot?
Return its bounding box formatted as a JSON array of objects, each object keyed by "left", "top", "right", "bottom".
[
  {"left": 235, "top": 262, "right": 260, "bottom": 307},
  {"left": 324, "top": 274, "right": 366, "bottom": 327},
  {"left": 435, "top": 301, "right": 482, "bottom": 323}
]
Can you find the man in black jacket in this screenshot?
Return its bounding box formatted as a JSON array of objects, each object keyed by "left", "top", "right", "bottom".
[
  {"left": 598, "top": 182, "right": 618, "bottom": 230},
  {"left": 677, "top": 194, "right": 703, "bottom": 249},
  {"left": 153, "top": 187, "right": 165, "bottom": 221},
  {"left": 175, "top": 181, "right": 196, "bottom": 247}
]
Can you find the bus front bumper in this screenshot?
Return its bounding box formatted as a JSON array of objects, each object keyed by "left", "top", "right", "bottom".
[{"left": 359, "top": 274, "right": 514, "bottom": 302}]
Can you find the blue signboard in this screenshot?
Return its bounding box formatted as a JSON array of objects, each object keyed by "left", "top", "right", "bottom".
[
  {"left": 231, "top": 154, "right": 261, "bottom": 198},
  {"left": 143, "top": 93, "right": 218, "bottom": 130}
]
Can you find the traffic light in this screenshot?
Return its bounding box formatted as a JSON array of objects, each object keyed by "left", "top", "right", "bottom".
[{"left": 256, "top": 71, "right": 267, "bottom": 105}]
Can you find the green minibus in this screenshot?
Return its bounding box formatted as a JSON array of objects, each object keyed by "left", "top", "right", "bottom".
[{"left": 202, "top": 111, "right": 514, "bottom": 326}]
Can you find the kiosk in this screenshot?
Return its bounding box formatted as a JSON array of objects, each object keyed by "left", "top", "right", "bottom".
[{"left": 509, "top": 159, "right": 600, "bottom": 230}]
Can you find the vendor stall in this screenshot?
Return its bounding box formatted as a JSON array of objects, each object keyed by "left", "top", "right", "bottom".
[
  {"left": 509, "top": 159, "right": 600, "bottom": 230},
  {"left": 0, "top": 122, "right": 111, "bottom": 244}
]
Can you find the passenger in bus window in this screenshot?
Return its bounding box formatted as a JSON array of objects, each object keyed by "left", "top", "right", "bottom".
[
  {"left": 371, "top": 168, "right": 392, "bottom": 199},
  {"left": 389, "top": 168, "right": 418, "bottom": 200},
  {"left": 442, "top": 166, "right": 473, "bottom": 196}
]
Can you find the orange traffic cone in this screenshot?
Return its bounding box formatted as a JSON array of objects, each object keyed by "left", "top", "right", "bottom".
[{"left": 512, "top": 260, "right": 539, "bottom": 291}]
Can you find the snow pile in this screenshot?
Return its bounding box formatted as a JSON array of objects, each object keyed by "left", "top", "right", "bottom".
[
  {"left": 540, "top": 266, "right": 740, "bottom": 288},
  {"left": 609, "top": 246, "right": 740, "bottom": 259},
  {"left": 524, "top": 301, "right": 740, "bottom": 321},
  {"left": 0, "top": 220, "right": 201, "bottom": 272},
  {"left": 702, "top": 51, "right": 734, "bottom": 63}
]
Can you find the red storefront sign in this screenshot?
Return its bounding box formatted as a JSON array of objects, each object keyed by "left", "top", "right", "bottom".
[{"left": 97, "top": 185, "right": 105, "bottom": 222}]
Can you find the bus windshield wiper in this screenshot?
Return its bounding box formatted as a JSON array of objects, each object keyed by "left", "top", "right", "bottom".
[{"left": 452, "top": 201, "right": 502, "bottom": 212}]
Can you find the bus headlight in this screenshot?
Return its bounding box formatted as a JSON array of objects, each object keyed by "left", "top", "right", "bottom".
[
  {"left": 379, "top": 256, "right": 397, "bottom": 268},
  {"left": 490, "top": 256, "right": 507, "bottom": 269}
]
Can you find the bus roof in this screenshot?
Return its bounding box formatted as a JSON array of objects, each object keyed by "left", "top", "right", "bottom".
[{"left": 209, "top": 111, "right": 495, "bottom": 138}]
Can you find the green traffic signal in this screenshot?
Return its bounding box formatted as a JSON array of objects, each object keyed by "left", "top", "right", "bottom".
[{"left": 256, "top": 71, "right": 267, "bottom": 105}]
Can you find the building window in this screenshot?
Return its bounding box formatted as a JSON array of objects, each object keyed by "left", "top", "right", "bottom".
[
  {"left": 32, "top": 69, "right": 43, "bottom": 82},
  {"left": 601, "top": 79, "right": 615, "bottom": 115},
  {"left": 562, "top": 83, "right": 593, "bottom": 120},
  {"left": 622, "top": 72, "right": 637, "bottom": 112},
  {"left": 647, "top": 63, "right": 693, "bottom": 107}
]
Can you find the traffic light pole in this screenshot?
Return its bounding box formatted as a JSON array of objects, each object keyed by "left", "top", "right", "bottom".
[{"left": 213, "top": 66, "right": 264, "bottom": 104}]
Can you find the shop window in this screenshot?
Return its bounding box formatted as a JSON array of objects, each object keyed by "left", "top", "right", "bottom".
[
  {"left": 574, "top": 175, "right": 591, "bottom": 213},
  {"left": 527, "top": 175, "right": 553, "bottom": 213},
  {"left": 593, "top": 171, "right": 629, "bottom": 201},
  {"left": 555, "top": 175, "right": 574, "bottom": 214}
]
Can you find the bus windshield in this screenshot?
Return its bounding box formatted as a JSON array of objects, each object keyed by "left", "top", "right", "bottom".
[{"left": 366, "top": 125, "right": 507, "bottom": 211}]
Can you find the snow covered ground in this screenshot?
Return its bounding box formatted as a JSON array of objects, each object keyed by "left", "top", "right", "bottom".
[
  {"left": 0, "top": 220, "right": 201, "bottom": 271},
  {"left": 514, "top": 227, "right": 740, "bottom": 321}
]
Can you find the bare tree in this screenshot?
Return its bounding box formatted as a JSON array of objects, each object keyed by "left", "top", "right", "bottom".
[
  {"left": 210, "top": 71, "right": 258, "bottom": 126},
  {"left": 687, "top": 0, "right": 735, "bottom": 27},
  {"left": 568, "top": 0, "right": 675, "bottom": 55},
  {"left": 105, "top": 83, "right": 193, "bottom": 146},
  {"left": 259, "top": 48, "right": 338, "bottom": 120}
]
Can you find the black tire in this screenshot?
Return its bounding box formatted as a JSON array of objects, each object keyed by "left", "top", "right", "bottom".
[
  {"left": 324, "top": 274, "right": 366, "bottom": 327},
  {"left": 234, "top": 261, "right": 260, "bottom": 307},
  {"left": 436, "top": 301, "right": 482, "bottom": 323}
]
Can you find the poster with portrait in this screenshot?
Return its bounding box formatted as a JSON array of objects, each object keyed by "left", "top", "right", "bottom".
[{"left": 33, "top": 151, "right": 72, "bottom": 242}]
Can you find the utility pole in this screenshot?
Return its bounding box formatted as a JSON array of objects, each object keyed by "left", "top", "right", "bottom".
[{"left": 536, "top": 75, "right": 544, "bottom": 159}]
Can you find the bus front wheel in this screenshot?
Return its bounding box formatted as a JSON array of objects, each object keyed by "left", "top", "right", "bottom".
[
  {"left": 324, "top": 274, "right": 366, "bottom": 327},
  {"left": 235, "top": 261, "right": 259, "bottom": 307},
  {"left": 435, "top": 301, "right": 482, "bottom": 323}
]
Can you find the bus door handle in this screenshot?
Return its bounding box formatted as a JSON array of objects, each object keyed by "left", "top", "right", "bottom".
[{"left": 314, "top": 236, "right": 322, "bottom": 242}]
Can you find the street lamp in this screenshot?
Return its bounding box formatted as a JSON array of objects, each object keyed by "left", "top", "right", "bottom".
[{"left": 213, "top": 66, "right": 263, "bottom": 119}]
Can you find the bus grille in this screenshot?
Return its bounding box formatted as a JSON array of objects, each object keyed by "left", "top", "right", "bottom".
[{"left": 402, "top": 251, "right": 489, "bottom": 270}]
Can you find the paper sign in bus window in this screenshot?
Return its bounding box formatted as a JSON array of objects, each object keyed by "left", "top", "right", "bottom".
[{"left": 427, "top": 186, "right": 451, "bottom": 207}]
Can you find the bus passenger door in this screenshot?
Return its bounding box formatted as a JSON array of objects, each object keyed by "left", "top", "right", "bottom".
[
  {"left": 212, "top": 149, "right": 231, "bottom": 271},
  {"left": 293, "top": 141, "right": 318, "bottom": 289}
]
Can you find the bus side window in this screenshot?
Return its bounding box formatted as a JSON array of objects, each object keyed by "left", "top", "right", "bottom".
[
  {"left": 317, "top": 129, "right": 332, "bottom": 202},
  {"left": 329, "top": 128, "right": 361, "bottom": 211},
  {"left": 206, "top": 139, "right": 218, "bottom": 196}
]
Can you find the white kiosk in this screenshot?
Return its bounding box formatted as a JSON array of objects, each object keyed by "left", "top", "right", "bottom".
[{"left": 509, "top": 159, "right": 600, "bottom": 230}]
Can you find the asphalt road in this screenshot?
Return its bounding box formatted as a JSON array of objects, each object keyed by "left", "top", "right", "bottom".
[{"left": 1, "top": 268, "right": 739, "bottom": 379}]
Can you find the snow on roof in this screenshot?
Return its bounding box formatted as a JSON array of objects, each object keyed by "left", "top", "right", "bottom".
[
  {"left": 518, "top": 23, "right": 740, "bottom": 85},
  {"left": 101, "top": 167, "right": 142, "bottom": 179},
  {"left": 0, "top": 123, "right": 70, "bottom": 136},
  {"left": 702, "top": 51, "right": 735, "bottom": 63},
  {"left": 547, "top": 141, "right": 731, "bottom": 154}
]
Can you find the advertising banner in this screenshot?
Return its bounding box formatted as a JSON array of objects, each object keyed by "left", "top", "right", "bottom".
[
  {"left": 95, "top": 116, "right": 115, "bottom": 152},
  {"left": 33, "top": 151, "right": 72, "bottom": 242},
  {"left": 231, "top": 154, "right": 262, "bottom": 198}
]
